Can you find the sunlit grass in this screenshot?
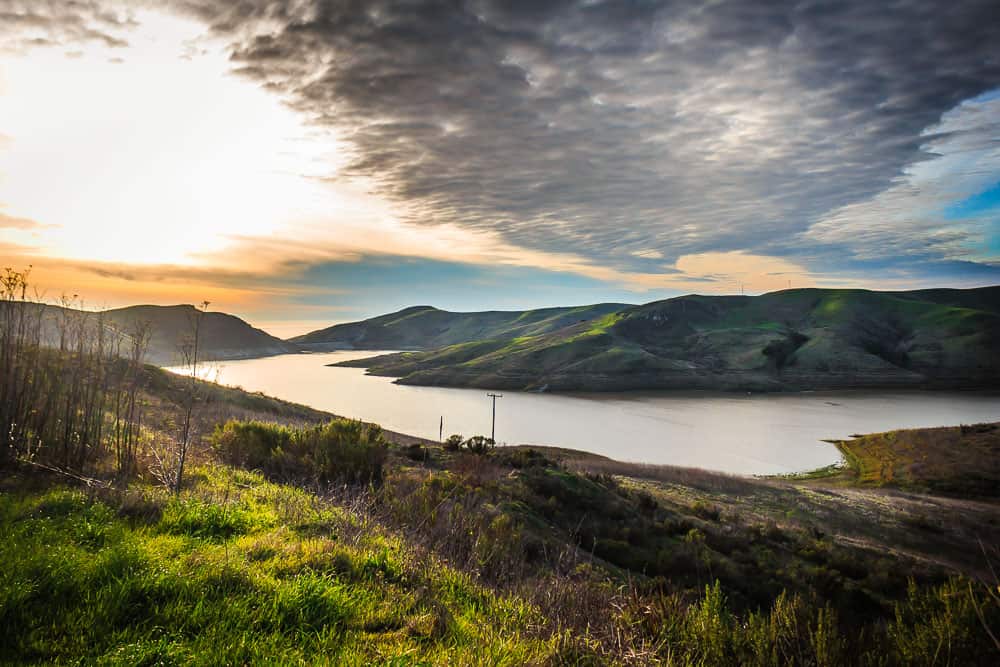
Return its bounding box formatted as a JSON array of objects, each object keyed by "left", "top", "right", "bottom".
[{"left": 0, "top": 467, "right": 552, "bottom": 665}]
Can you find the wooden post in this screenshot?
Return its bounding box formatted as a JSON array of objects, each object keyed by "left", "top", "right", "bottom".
[{"left": 486, "top": 393, "right": 503, "bottom": 443}]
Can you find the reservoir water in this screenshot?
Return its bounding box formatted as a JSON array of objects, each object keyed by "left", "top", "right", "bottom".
[{"left": 169, "top": 351, "right": 1000, "bottom": 476}]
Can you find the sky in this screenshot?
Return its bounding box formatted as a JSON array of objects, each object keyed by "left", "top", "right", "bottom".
[{"left": 1, "top": 0, "right": 999, "bottom": 337}]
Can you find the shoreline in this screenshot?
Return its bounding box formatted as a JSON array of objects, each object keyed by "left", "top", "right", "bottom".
[{"left": 163, "top": 353, "right": 1000, "bottom": 477}]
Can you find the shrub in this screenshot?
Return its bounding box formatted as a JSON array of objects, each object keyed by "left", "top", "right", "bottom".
[
  {"left": 634, "top": 489, "right": 659, "bottom": 514},
  {"left": 209, "top": 420, "right": 293, "bottom": 471},
  {"left": 888, "top": 578, "right": 1000, "bottom": 665},
  {"left": 404, "top": 443, "right": 429, "bottom": 462},
  {"left": 444, "top": 434, "right": 464, "bottom": 452},
  {"left": 300, "top": 420, "right": 388, "bottom": 485},
  {"left": 691, "top": 500, "right": 721, "bottom": 521},
  {"left": 211, "top": 419, "right": 387, "bottom": 486},
  {"left": 497, "top": 448, "right": 552, "bottom": 469}
]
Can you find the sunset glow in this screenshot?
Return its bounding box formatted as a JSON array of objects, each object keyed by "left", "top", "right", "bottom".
[{"left": 2, "top": 1, "right": 998, "bottom": 332}]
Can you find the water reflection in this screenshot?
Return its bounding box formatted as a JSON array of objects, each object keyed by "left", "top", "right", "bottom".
[{"left": 167, "top": 351, "right": 1000, "bottom": 475}]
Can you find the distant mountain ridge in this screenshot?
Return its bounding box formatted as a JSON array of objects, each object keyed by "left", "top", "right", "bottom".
[
  {"left": 331, "top": 286, "right": 1000, "bottom": 392},
  {"left": 291, "top": 303, "right": 630, "bottom": 350},
  {"left": 31, "top": 303, "right": 297, "bottom": 366}
]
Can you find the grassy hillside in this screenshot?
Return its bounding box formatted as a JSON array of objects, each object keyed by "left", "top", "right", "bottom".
[
  {"left": 106, "top": 304, "right": 298, "bottom": 365},
  {"left": 0, "top": 468, "right": 548, "bottom": 665},
  {"left": 292, "top": 303, "right": 629, "bottom": 350},
  {"left": 2, "top": 274, "right": 998, "bottom": 662},
  {"left": 30, "top": 302, "right": 297, "bottom": 365},
  {"left": 816, "top": 422, "right": 1000, "bottom": 497},
  {"left": 336, "top": 286, "right": 1000, "bottom": 391},
  {"left": 3, "top": 362, "right": 1000, "bottom": 663}
]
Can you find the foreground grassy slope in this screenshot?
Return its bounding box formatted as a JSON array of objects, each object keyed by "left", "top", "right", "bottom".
[
  {"left": 337, "top": 286, "right": 1000, "bottom": 391},
  {"left": 4, "top": 423, "right": 999, "bottom": 663},
  {"left": 3, "top": 363, "right": 999, "bottom": 664},
  {"left": 292, "top": 303, "right": 629, "bottom": 350},
  {"left": 0, "top": 468, "right": 546, "bottom": 665}
]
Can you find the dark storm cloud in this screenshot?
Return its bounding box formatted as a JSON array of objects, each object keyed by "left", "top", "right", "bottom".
[
  {"left": 14, "top": 1, "right": 1000, "bottom": 278},
  {"left": 0, "top": 1, "right": 136, "bottom": 52},
  {"left": 170, "top": 0, "right": 997, "bottom": 271}
]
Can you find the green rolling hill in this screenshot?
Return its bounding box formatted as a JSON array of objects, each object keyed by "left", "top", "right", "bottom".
[
  {"left": 332, "top": 287, "right": 1000, "bottom": 391},
  {"left": 291, "top": 302, "right": 630, "bottom": 350}
]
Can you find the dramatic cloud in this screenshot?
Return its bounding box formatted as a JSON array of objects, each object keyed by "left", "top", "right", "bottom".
[
  {"left": 2, "top": 0, "right": 997, "bottom": 326},
  {"left": 168, "top": 0, "right": 1000, "bottom": 275},
  {"left": 806, "top": 92, "right": 1000, "bottom": 261},
  {"left": 0, "top": 1, "right": 137, "bottom": 53}
]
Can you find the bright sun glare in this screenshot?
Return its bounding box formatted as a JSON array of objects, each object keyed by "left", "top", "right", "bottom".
[{"left": 0, "top": 10, "right": 350, "bottom": 267}]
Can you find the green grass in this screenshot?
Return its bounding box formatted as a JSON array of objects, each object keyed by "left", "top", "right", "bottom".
[
  {"left": 297, "top": 302, "right": 629, "bottom": 350},
  {"left": 0, "top": 468, "right": 551, "bottom": 665},
  {"left": 769, "top": 462, "right": 845, "bottom": 482},
  {"left": 4, "top": 430, "right": 1000, "bottom": 665},
  {"left": 577, "top": 312, "right": 625, "bottom": 338}
]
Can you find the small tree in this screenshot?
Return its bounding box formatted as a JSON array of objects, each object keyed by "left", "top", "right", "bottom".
[
  {"left": 151, "top": 301, "right": 208, "bottom": 493},
  {"left": 463, "top": 435, "right": 494, "bottom": 455},
  {"left": 110, "top": 319, "right": 150, "bottom": 485},
  {"left": 444, "top": 434, "right": 464, "bottom": 451}
]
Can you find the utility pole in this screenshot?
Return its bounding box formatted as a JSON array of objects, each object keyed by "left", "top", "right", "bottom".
[
  {"left": 439, "top": 415, "right": 443, "bottom": 442},
  {"left": 486, "top": 393, "right": 503, "bottom": 443}
]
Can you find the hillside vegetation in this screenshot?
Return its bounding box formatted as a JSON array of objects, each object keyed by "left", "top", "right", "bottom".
[
  {"left": 820, "top": 422, "right": 1000, "bottom": 497},
  {"left": 3, "top": 273, "right": 999, "bottom": 664},
  {"left": 4, "top": 395, "right": 1000, "bottom": 664},
  {"left": 104, "top": 304, "right": 299, "bottom": 365},
  {"left": 292, "top": 303, "right": 629, "bottom": 350},
  {"left": 335, "top": 287, "right": 1000, "bottom": 391}
]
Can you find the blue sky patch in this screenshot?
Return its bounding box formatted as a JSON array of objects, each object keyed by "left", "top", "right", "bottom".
[
  {"left": 289, "top": 256, "right": 653, "bottom": 321},
  {"left": 945, "top": 180, "right": 1000, "bottom": 220}
]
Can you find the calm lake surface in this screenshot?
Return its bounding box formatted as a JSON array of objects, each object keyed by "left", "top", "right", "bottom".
[{"left": 169, "top": 351, "right": 1000, "bottom": 476}]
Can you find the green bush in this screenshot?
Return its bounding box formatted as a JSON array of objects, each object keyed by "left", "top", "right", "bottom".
[
  {"left": 209, "top": 420, "right": 293, "bottom": 471},
  {"left": 648, "top": 582, "right": 847, "bottom": 665},
  {"left": 496, "top": 448, "right": 552, "bottom": 469},
  {"left": 888, "top": 578, "right": 1000, "bottom": 665},
  {"left": 211, "top": 419, "right": 387, "bottom": 485}
]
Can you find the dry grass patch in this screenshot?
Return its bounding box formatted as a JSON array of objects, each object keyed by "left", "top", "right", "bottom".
[{"left": 833, "top": 422, "right": 1000, "bottom": 496}]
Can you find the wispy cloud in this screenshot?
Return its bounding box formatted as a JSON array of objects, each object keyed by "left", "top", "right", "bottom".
[
  {"left": 0, "top": 211, "right": 42, "bottom": 230},
  {"left": 806, "top": 93, "right": 1000, "bottom": 261}
]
